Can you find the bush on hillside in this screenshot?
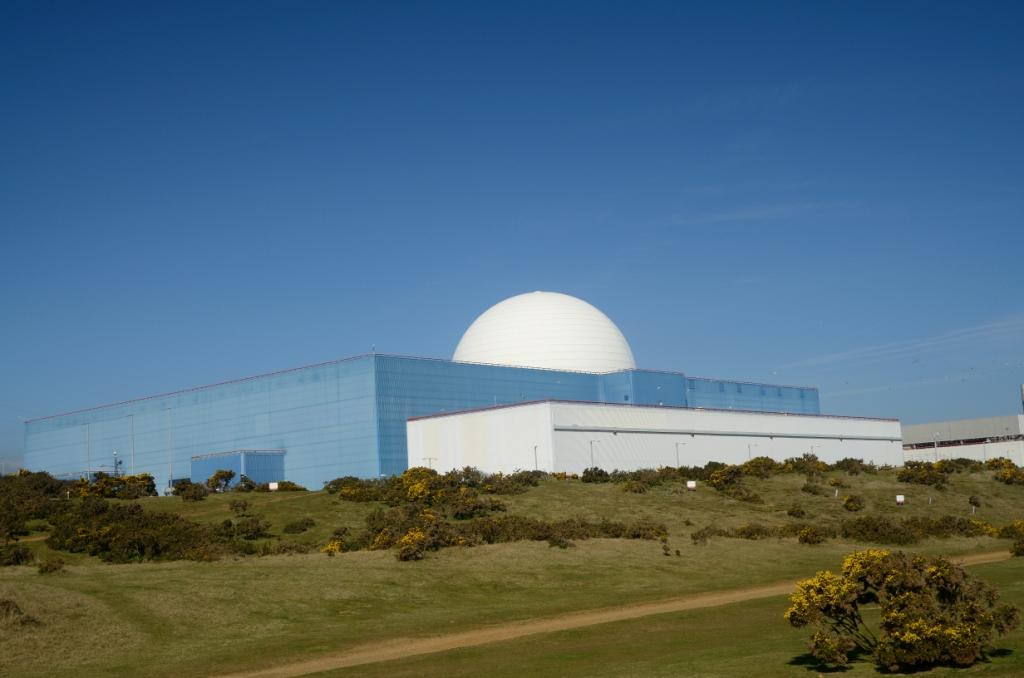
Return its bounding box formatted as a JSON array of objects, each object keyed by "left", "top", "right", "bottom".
[
  {"left": 205, "top": 469, "right": 236, "bottom": 492},
  {"left": 785, "top": 549, "right": 1020, "bottom": 670},
  {"left": 581, "top": 467, "right": 610, "bottom": 483},
  {"left": 842, "top": 494, "right": 865, "bottom": 512},
  {"left": 233, "top": 475, "right": 257, "bottom": 492},
  {"left": 37, "top": 557, "right": 65, "bottom": 574},
  {"left": 896, "top": 461, "right": 948, "bottom": 488},
  {"left": 73, "top": 472, "right": 157, "bottom": 499},
  {"left": 831, "top": 458, "right": 877, "bottom": 475},
  {"left": 621, "top": 480, "right": 648, "bottom": 494},
  {"left": 47, "top": 497, "right": 217, "bottom": 562},
  {"left": 797, "top": 526, "right": 829, "bottom": 545},
  {"left": 283, "top": 517, "right": 316, "bottom": 534},
  {"left": 800, "top": 482, "right": 830, "bottom": 496},
  {"left": 787, "top": 504, "right": 806, "bottom": 518},
  {"left": 740, "top": 456, "right": 781, "bottom": 478},
  {"left": 172, "top": 480, "right": 209, "bottom": 501},
  {"left": 1011, "top": 539, "right": 1024, "bottom": 557},
  {"left": 0, "top": 544, "right": 34, "bottom": 567}
]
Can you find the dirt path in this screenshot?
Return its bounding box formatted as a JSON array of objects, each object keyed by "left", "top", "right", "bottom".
[{"left": 222, "top": 549, "right": 1014, "bottom": 678}]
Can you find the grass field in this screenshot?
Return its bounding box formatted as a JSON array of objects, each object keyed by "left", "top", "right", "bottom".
[{"left": 3, "top": 468, "right": 1024, "bottom": 677}]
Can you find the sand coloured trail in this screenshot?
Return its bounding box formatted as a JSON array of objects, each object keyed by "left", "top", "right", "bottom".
[{"left": 222, "top": 549, "right": 1014, "bottom": 678}]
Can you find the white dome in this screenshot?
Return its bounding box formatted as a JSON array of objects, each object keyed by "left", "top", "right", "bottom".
[{"left": 453, "top": 291, "right": 636, "bottom": 373}]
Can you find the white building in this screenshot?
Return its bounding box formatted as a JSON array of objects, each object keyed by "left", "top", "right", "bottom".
[
  {"left": 407, "top": 400, "right": 903, "bottom": 474},
  {"left": 903, "top": 414, "right": 1024, "bottom": 465}
]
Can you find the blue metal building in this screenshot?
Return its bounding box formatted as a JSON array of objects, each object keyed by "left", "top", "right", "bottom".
[{"left": 22, "top": 353, "right": 819, "bottom": 491}]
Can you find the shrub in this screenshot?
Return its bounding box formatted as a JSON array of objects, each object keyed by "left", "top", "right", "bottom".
[
  {"left": 396, "top": 528, "right": 428, "bottom": 561},
  {"left": 734, "top": 523, "right": 773, "bottom": 540},
  {"left": 232, "top": 516, "right": 271, "bottom": 540},
  {"left": 797, "top": 526, "right": 828, "bottom": 545},
  {"left": 782, "top": 453, "right": 829, "bottom": 477},
  {"left": 841, "top": 516, "right": 917, "bottom": 545},
  {"left": 0, "top": 544, "right": 34, "bottom": 567},
  {"left": 1012, "top": 539, "right": 1024, "bottom": 557},
  {"left": 787, "top": 504, "right": 806, "bottom": 518},
  {"left": 0, "top": 598, "right": 40, "bottom": 627},
  {"left": 283, "top": 517, "right": 316, "bottom": 534},
  {"left": 969, "top": 495, "right": 981, "bottom": 508},
  {"left": 690, "top": 525, "right": 729, "bottom": 545},
  {"left": 986, "top": 457, "right": 1017, "bottom": 471},
  {"left": 172, "top": 480, "right": 209, "bottom": 501},
  {"left": 233, "top": 475, "right": 256, "bottom": 492},
  {"left": 37, "top": 557, "right": 65, "bottom": 574},
  {"left": 621, "top": 480, "right": 648, "bottom": 494},
  {"left": 206, "top": 469, "right": 236, "bottom": 492},
  {"left": 831, "top": 458, "right": 877, "bottom": 475},
  {"left": 801, "top": 482, "right": 829, "bottom": 496},
  {"left": 255, "top": 480, "right": 307, "bottom": 492},
  {"left": 321, "top": 540, "right": 344, "bottom": 555},
  {"left": 229, "top": 500, "right": 249, "bottom": 516},
  {"left": 47, "top": 497, "right": 217, "bottom": 562},
  {"left": 994, "top": 467, "right": 1024, "bottom": 485},
  {"left": 740, "top": 456, "right": 781, "bottom": 478},
  {"left": 785, "top": 549, "right": 1020, "bottom": 671},
  {"left": 73, "top": 472, "right": 157, "bottom": 499},
  {"left": 827, "top": 477, "right": 848, "bottom": 488},
  {"left": 707, "top": 465, "right": 743, "bottom": 489},
  {"left": 581, "top": 467, "right": 610, "bottom": 483},
  {"left": 842, "top": 495, "right": 865, "bottom": 512},
  {"left": 896, "top": 461, "right": 948, "bottom": 488}
]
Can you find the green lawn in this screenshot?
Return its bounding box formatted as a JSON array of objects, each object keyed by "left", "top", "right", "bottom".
[
  {"left": 322, "top": 559, "right": 1024, "bottom": 678},
  {"left": 3, "top": 469, "right": 1023, "bottom": 677}
]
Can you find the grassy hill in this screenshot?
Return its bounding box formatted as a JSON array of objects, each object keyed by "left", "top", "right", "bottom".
[{"left": 3, "top": 466, "right": 1024, "bottom": 677}]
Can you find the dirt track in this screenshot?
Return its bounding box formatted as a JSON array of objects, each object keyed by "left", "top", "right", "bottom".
[{"left": 222, "top": 550, "right": 1013, "bottom": 678}]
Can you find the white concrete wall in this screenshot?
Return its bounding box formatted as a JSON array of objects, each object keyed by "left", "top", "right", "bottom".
[
  {"left": 903, "top": 439, "right": 1024, "bottom": 466},
  {"left": 408, "top": 401, "right": 903, "bottom": 474},
  {"left": 406, "top": 402, "right": 553, "bottom": 474},
  {"left": 549, "top": 402, "right": 902, "bottom": 473}
]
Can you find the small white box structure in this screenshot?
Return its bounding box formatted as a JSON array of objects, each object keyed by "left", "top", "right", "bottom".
[
  {"left": 686, "top": 480, "right": 697, "bottom": 491},
  {"left": 268, "top": 481, "right": 279, "bottom": 492},
  {"left": 896, "top": 494, "right": 905, "bottom": 506}
]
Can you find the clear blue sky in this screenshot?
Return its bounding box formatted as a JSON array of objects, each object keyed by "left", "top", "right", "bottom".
[{"left": 2, "top": 1, "right": 1023, "bottom": 465}]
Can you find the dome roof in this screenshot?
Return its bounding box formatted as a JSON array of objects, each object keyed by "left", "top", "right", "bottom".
[{"left": 452, "top": 291, "right": 636, "bottom": 373}]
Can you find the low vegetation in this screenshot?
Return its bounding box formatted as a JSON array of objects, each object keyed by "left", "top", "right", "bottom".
[
  {"left": 5, "top": 456, "right": 1024, "bottom": 677},
  {"left": 785, "top": 548, "right": 1020, "bottom": 671}
]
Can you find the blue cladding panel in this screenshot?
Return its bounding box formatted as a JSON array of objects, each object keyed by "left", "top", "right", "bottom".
[
  {"left": 374, "top": 356, "right": 601, "bottom": 476},
  {"left": 190, "top": 452, "right": 285, "bottom": 486},
  {"left": 24, "top": 357, "right": 376, "bottom": 491},
  {"left": 24, "top": 353, "right": 821, "bottom": 486},
  {"left": 191, "top": 454, "right": 242, "bottom": 484},
  {"left": 686, "top": 377, "right": 820, "bottom": 414},
  {"left": 627, "top": 371, "right": 688, "bottom": 407}
]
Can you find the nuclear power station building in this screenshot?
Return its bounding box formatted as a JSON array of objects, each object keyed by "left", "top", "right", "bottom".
[{"left": 23, "top": 292, "right": 903, "bottom": 490}]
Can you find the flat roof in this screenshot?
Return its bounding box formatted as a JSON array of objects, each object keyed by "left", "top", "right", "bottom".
[{"left": 407, "top": 398, "right": 898, "bottom": 423}]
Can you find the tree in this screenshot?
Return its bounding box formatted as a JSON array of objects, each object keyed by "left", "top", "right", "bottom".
[
  {"left": 206, "top": 469, "right": 236, "bottom": 492},
  {"left": 785, "top": 549, "right": 1019, "bottom": 671}
]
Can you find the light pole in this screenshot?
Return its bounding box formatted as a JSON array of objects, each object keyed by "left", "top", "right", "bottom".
[
  {"left": 747, "top": 443, "right": 758, "bottom": 460},
  {"left": 421, "top": 457, "right": 437, "bottom": 469},
  {"left": 128, "top": 413, "right": 135, "bottom": 475},
  {"left": 933, "top": 432, "right": 939, "bottom": 462},
  {"left": 589, "top": 440, "right": 600, "bottom": 468},
  {"left": 533, "top": 445, "right": 539, "bottom": 471},
  {"left": 675, "top": 442, "right": 686, "bottom": 467}
]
